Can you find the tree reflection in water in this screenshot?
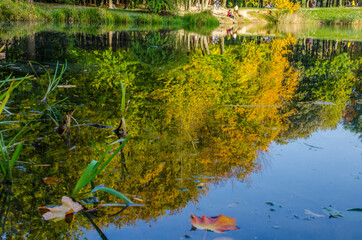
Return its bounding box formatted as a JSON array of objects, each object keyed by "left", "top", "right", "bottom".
[{"left": 0, "top": 29, "right": 359, "bottom": 239}]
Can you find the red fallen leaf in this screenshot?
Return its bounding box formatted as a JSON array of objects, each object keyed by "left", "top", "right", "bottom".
[
  {"left": 43, "top": 177, "right": 63, "bottom": 185},
  {"left": 38, "top": 196, "right": 83, "bottom": 223},
  {"left": 190, "top": 214, "right": 239, "bottom": 233}
]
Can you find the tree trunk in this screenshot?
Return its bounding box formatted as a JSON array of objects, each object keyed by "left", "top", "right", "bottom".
[
  {"left": 187, "top": 33, "right": 190, "bottom": 52},
  {"left": 195, "top": 35, "right": 199, "bottom": 50},
  {"left": 108, "top": 31, "right": 113, "bottom": 49},
  {"left": 200, "top": 37, "right": 205, "bottom": 55},
  {"left": 27, "top": 34, "right": 36, "bottom": 61},
  {"left": 203, "top": 37, "right": 210, "bottom": 54}
]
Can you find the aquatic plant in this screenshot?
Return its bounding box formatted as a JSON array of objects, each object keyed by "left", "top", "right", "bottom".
[
  {"left": 0, "top": 76, "right": 28, "bottom": 115},
  {"left": 72, "top": 134, "right": 132, "bottom": 204},
  {"left": 115, "top": 81, "right": 129, "bottom": 137},
  {"left": 29, "top": 61, "right": 67, "bottom": 103},
  {"left": 0, "top": 134, "right": 23, "bottom": 183}
]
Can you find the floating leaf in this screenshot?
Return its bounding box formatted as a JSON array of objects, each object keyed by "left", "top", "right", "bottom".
[
  {"left": 304, "top": 209, "right": 325, "bottom": 218},
  {"left": 38, "top": 196, "right": 83, "bottom": 223},
  {"left": 91, "top": 185, "right": 133, "bottom": 204},
  {"left": 43, "top": 177, "right": 63, "bottom": 185},
  {"left": 190, "top": 214, "right": 239, "bottom": 233},
  {"left": 227, "top": 202, "right": 239, "bottom": 208},
  {"left": 347, "top": 208, "right": 362, "bottom": 212},
  {"left": 323, "top": 206, "right": 344, "bottom": 218}
]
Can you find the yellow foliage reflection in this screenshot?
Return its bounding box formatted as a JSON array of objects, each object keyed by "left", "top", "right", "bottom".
[{"left": 1, "top": 36, "right": 301, "bottom": 238}]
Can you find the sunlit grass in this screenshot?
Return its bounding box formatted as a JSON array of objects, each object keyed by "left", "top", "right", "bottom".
[
  {"left": 0, "top": 0, "right": 219, "bottom": 28},
  {"left": 302, "top": 7, "right": 362, "bottom": 25}
]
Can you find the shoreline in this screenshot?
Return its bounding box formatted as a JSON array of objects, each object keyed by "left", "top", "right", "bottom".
[
  {"left": 206, "top": 6, "right": 362, "bottom": 25},
  {"left": 0, "top": 0, "right": 360, "bottom": 27}
]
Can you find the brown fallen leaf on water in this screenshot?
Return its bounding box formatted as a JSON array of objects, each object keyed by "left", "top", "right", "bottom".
[
  {"left": 190, "top": 214, "right": 239, "bottom": 233},
  {"left": 38, "top": 196, "right": 83, "bottom": 223},
  {"left": 43, "top": 177, "right": 62, "bottom": 185}
]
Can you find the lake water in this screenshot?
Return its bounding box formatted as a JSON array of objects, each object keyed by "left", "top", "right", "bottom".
[{"left": 0, "top": 23, "right": 361, "bottom": 240}]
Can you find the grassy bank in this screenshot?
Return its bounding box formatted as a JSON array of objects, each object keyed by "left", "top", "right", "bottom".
[
  {"left": 272, "top": 7, "right": 362, "bottom": 25},
  {"left": 240, "top": 7, "right": 361, "bottom": 25},
  {"left": 0, "top": 0, "right": 219, "bottom": 27},
  {"left": 301, "top": 7, "right": 361, "bottom": 25}
]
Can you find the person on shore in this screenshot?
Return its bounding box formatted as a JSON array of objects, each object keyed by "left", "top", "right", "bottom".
[
  {"left": 214, "top": 0, "right": 220, "bottom": 9},
  {"left": 227, "top": 27, "right": 233, "bottom": 35},
  {"left": 227, "top": 10, "right": 235, "bottom": 19},
  {"left": 352, "top": 0, "right": 355, "bottom": 6},
  {"left": 234, "top": 4, "right": 239, "bottom": 16}
]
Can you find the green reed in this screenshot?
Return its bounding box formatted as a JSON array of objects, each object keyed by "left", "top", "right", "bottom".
[{"left": 72, "top": 134, "right": 132, "bottom": 204}]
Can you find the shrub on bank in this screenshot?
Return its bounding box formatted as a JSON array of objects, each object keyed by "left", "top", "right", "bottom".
[
  {"left": 0, "top": 0, "right": 43, "bottom": 21},
  {"left": 0, "top": 1, "right": 217, "bottom": 27},
  {"left": 183, "top": 10, "right": 219, "bottom": 26}
]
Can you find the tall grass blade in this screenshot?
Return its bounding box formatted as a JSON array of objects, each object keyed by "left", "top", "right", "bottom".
[
  {"left": 90, "top": 134, "right": 131, "bottom": 181},
  {"left": 72, "top": 160, "right": 98, "bottom": 197},
  {"left": 91, "top": 185, "right": 133, "bottom": 204},
  {"left": 0, "top": 75, "right": 31, "bottom": 88},
  {"left": 120, "top": 81, "right": 125, "bottom": 115},
  {"left": 0, "top": 134, "right": 10, "bottom": 178},
  {"left": 9, "top": 142, "right": 23, "bottom": 170},
  {"left": 0, "top": 133, "right": 9, "bottom": 159},
  {"left": 1, "top": 77, "right": 26, "bottom": 114},
  {"left": 0, "top": 82, "right": 13, "bottom": 115},
  {"left": 93, "top": 145, "right": 112, "bottom": 172},
  {"left": 0, "top": 161, "right": 7, "bottom": 176},
  {"left": 73, "top": 135, "right": 131, "bottom": 198},
  {"left": 7, "top": 123, "right": 30, "bottom": 147},
  {"left": 88, "top": 138, "right": 102, "bottom": 156},
  {"left": 30, "top": 61, "right": 67, "bottom": 102},
  {"left": 8, "top": 142, "right": 23, "bottom": 180},
  {"left": 0, "top": 138, "right": 8, "bottom": 176}
]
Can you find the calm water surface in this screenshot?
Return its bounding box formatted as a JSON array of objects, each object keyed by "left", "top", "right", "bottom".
[{"left": 0, "top": 23, "right": 361, "bottom": 240}]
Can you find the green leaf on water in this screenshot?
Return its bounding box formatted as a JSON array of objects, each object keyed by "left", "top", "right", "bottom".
[
  {"left": 347, "top": 208, "right": 362, "bottom": 212},
  {"left": 91, "top": 185, "right": 133, "bottom": 204}
]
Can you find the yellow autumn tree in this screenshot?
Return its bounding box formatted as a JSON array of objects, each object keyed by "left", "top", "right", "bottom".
[{"left": 273, "top": 0, "right": 300, "bottom": 13}]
